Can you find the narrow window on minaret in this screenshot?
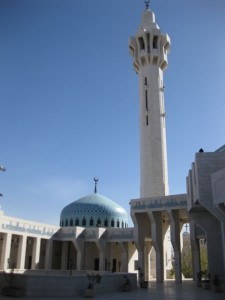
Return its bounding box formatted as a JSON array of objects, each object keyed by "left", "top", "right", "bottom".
[
  {"left": 146, "top": 115, "right": 148, "bottom": 126},
  {"left": 145, "top": 90, "right": 148, "bottom": 111},
  {"left": 153, "top": 36, "right": 158, "bottom": 49},
  {"left": 146, "top": 33, "right": 150, "bottom": 53},
  {"left": 138, "top": 37, "right": 145, "bottom": 50},
  {"left": 144, "top": 77, "right": 147, "bottom": 85}
]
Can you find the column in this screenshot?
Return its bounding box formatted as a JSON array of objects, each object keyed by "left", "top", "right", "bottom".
[
  {"left": 97, "top": 240, "right": 106, "bottom": 271},
  {"left": 45, "top": 238, "right": 53, "bottom": 269},
  {"left": 107, "top": 242, "right": 112, "bottom": 271},
  {"left": 61, "top": 241, "right": 69, "bottom": 270},
  {"left": 132, "top": 212, "right": 150, "bottom": 274},
  {"left": 17, "top": 235, "right": 27, "bottom": 270},
  {"left": 149, "top": 211, "right": 164, "bottom": 282},
  {"left": 190, "top": 221, "right": 201, "bottom": 281},
  {"left": 72, "top": 239, "right": 84, "bottom": 271},
  {"left": 0, "top": 232, "right": 12, "bottom": 270},
  {"left": 119, "top": 242, "right": 128, "bottom": 272},
  {"left": 144, "top": 242, "right": 152, "bottom": 280},
  {"left": 31, "top": 237, "right": 41, "bottom": 270},
  {"left": 169, "top": 210, "right": 182, "bottom": 283}
]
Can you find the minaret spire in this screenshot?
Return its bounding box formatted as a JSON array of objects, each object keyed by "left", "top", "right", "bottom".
[
  {"left": 145, "top": 0, "right": 150, "bottom": 10},
  {"left": 94, "top": 177, "right": 99, "bottom": 194}
]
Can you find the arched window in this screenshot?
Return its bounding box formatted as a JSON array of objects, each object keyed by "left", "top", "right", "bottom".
[
  {"left": 153, "top": 35, "right": 158, "bottom": 49},
  {"left": 90, "top": 217, "right": 94, "bottom": 226},
  {"left": 61, "top": 220, "right": 64, "bottom": 227},
  {"left": 97, "top": 218, "right": 101, "bottom": 227},
  {"left": 75, "top": 218, "right": 79, "bottom": 226},
  {"left": 117, "top": 220, "right": 120, "bottom": 228},
  {"left": 70, "top": 218, "right": 73, "bottom": 226},
  {"left": 104, "top": 218, "right": 108, "bottom": 227},
  {"left": 122, "top": 221, "right": 124, "bottom": 228},
  {"left": 138, "top": 37, "right": 145, "bottom": 50},
  {"left": 65, "top": 219, "right": 68, "bottom": 227},
  {"left": 82, "top": 217, "right": 86, "bottom": 226},
  {"left": 111, "top": 219, "right": 115, "bottom": 227}
]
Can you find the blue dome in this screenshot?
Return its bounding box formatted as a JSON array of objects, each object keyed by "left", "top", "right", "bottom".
[{"left": 60, "top": 193, "right": 129, "bottom": 228}]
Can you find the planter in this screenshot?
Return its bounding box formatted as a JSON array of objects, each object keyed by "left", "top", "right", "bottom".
[
  {"left": 202, "top": 280, "right": 210, "bottom": 289},
  {"left": 140, "top": 281, "right": 148, "bottom": 288},
  {"left": 85, "top": 288, "right": 95, "bottom": 298},
  {"left": 2, "top": 287, "right": 23, "bottom": 297},
  {"left": 196, "top": 280, "right": 202, "bottom": 287}
]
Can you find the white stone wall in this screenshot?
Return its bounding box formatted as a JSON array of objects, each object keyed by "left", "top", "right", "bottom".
[
  {"left": 212, "top": 168, "right": 225, "bottom": 205},
  {"left": 0, "top": 272, "right": 137, "bottom": 297}
]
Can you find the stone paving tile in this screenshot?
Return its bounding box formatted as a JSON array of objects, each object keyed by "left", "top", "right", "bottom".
[{"left": 0, "top": 281, "right": 225, "bottom": 299}]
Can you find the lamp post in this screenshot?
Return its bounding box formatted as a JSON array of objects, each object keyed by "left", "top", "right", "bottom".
[
  {"left": 0, "top": 165, "right": 6, "bottom": 198},
  {"left": 0, "top": 166, "right": 6, "bottom": 172}
]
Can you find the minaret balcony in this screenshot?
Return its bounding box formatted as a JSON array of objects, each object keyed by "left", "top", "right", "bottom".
[{"left": 159, "top": 55, "right": 168, "bottom": 71}]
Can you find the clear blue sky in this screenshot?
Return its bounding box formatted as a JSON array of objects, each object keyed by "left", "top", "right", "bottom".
[{"left": 0, "top": 0, "right": 225, "bottom": 226}]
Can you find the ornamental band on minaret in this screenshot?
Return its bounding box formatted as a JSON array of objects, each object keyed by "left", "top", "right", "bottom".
[{"left": 129, "top": 3, "right": 170, "bottom": 199}]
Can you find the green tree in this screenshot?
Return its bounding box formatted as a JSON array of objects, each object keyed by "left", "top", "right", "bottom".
[
  {"left": 200, "top": 246, "right": 208, "bottom": 274},
  {"left": 181, "top": 250, "right": 193, "bottom": 278}
]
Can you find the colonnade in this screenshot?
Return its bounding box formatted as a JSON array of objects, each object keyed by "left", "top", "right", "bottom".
[
  {"left": 0, "top": 230, "right": 137, "bottom": 274},
  {"left": 130, "top": 194, "right": 188, "bottom": 283},
  {"left": 0, "top": 232, "right": 52, "bottom": 270}
]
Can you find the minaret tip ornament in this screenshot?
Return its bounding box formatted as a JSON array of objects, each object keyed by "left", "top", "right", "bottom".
[
  {"left": 145, "top": 0, "right": 150, "bottom": 10},
  {"left": 94, "top": 177, "right": 99, "bottom": 194}
]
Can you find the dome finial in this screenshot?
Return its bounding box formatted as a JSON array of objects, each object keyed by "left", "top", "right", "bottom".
[
  {"left": 94, "top": 177, "right": 99, "bottom": 193},
  {"left": 145, "top": 0, "right": 150, "bottom": 10}
]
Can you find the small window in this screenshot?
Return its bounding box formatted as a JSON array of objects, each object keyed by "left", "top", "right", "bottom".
[
  {"left": 82, "top": 217, "right": 86, "bottom": 226},
  {"left": 117, "top": 220, "right": 120, "bottom": 228},
  {"left": 145, "top": 90, "right": 148, "bottom": 111},
  {"left": 147, "top": 33, "right": 150, "bottom": 53},
  {"left": 61, "top": 220, "right": 64, "bottom": 227},
  {"left": 96, "top": 218, "right": 101, "bottom": 227},
  {"left": 138, "top": 37, "right": 145, "bottom": 50},
  {"left": 90, "top": 217, "right": 94, "bottom": 226},
  {"left": 144, "top": 77, "right": 147, "bottom": 85},
  {"left": 70, "top": 218, "right": 73, "bottom": 226},
  {"left": 75, "top": 218, "right": 79, "bottom": 226},
  {"left": 153, "top": 36, "right": 158, "bottom": 49},
  {"left": 104, "top": 218, "right": 108, "bottom": 227},
  {"left": 146, "top": 115, "right": 148, "bottom": 126},
  {"left": 65, "top": 219, "right": 68, "bottom": 227},
  {"left": 111, "top": 219, "right": 115, "bottom": 227},
  {"left": 122, "top": 221, "right": 124, "bottom": 228}
]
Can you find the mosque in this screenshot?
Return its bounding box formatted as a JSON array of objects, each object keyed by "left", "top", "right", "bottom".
[{"left": 1, "top": 1, "right": 225, "bottom": 293}]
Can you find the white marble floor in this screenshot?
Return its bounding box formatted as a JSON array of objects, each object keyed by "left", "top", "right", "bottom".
[{"left": 0, "top": 281, "right": 225, "bottom": 299}]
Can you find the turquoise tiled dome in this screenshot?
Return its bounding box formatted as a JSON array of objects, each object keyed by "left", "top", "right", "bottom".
[{"left": 60, "top": 193, "right": 129, "bottom": 228}]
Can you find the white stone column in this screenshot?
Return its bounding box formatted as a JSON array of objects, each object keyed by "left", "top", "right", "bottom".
[
  {"left": 98, "top": 250, "right": 105, "bottom": 271},
  {"left": 169, "top": 210, "right": 182, "bottom": 283},
  {"left": 0, "top": 232, "right": 12, "bottom": 270},
  {"left": 31, "top": 237, "right": 41, "bottom": 270},
  {"left": 17, "top": 235, "right": 27, "bottom": 270},
  {"left": 72, "top": 239, "right": 84, "bottom": 271},
  {"left": 190, "top": 221, "right": 201, "bottom": 281},
  {"left": 107, "top": 242, "right": 112, "bottom": 271},
  {"left": 149, "top": 211, "right": 164, "bottom": 282},
  {"left": 119, "top": 242, "right": 128, "bottom": 272},
  {"left": 96, "top": 240, "right": 106, "bottom": 271},
  {"left": 45, "top": 238, "right": 53, "bottom": 269},
  {"left": 144, "top": 242, "right": 151, "bottom": 281},
  {"left": 61, "top": 241, "right": 69, "bottom": 270}
]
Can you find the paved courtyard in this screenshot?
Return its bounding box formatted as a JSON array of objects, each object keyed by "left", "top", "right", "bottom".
[{"left": 0, "top": 280, "right": 224, "bottom": 299}]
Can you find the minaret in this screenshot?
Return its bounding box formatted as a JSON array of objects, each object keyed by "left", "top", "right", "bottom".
[{"left": 129, "top": 2, "right": 170, "bottom": 198}]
